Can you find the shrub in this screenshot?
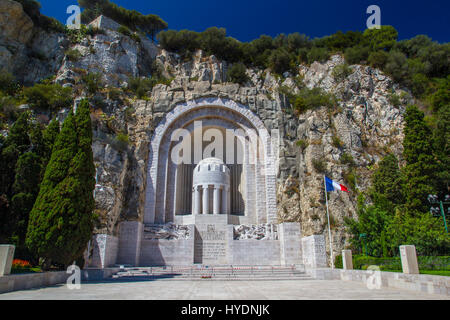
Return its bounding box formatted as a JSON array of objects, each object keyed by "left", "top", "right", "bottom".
[
  {"left": 344, "top": 46, "right": 370, "bottom": 64},
  {"left": 81, "top": 73, "right": 103, "bottom": 95},
  {"left": 332, "top": 64, "right": 352, "bottom": 81},
  {"left": 293, "top": 87, "right": 337, "bottom": 114},
  {"left": 410, "top": 73, "right": 429, "bottom": 97},
  {"left": 388, "top": 92, "right": 401, "bottom": 107},
  {"left": 0, "top": 71, "right": 20, "bottom": 96},
  {"left": 130, "top": 33, "right": 141, "bottom": 43},
  {"left": 340, "top": 152, "right": 355, "bottom": 166},
  {"left": 307, "top": 47, "right": 329, "bottom": 64},
  {"left": 384, "top": 51, "right": 409, "bottom": 83},
  {"left": 23, "top": 83, "right": 73, "bottom": 111},
  {"left": 296, "top": 139, "right": 308, "bottom": 150},
  {"left": 312, "top": 158, "right": 326, "bottom": 173},
  {"left": 363, "top": 26, "right": 398, "bottom": 51},
  {"left": 12, "top": 259, "right": 32, "bottom": 269},
  {"left": 118, "top": 25, "right": 132, "bottom": 37},
  {"left": 127, "top": 77, "right": 153, "bottom": 98},
  {"left": 107, "top": 87, "right": 122, "bottom": 100},
  {"left": 368, "top": 51, "right": 389, "bottom": 69},
  {"left": 39, "top": 15, "right": 65, "bottom": 33},
  {"left": 0, "top": 94, "right": 20, "bottom": 121},
  {"left": 65, "top": 48, "right": 82, "bottom": 62},
  {"left": 227, "top": 62, "right": 248, "bottom": 84},
  {"left": 332, "top": 135, "right": 344, "bottom": 149},
  {"left": 79, "top": 0, "right": 168, "bottom": 40},
  {"left": 334, "top": 255, "right": 343, "bottom": 269},
  {"left": 268, "top": 48, "right": 292, "bottom": 74},
  {"left": 343, "top": 169, "right": 357, "bottom": 190},
  {"left": 335, "top": 255, "right": 450, "bottom": 272},
  {"left": 112, "top": 132, "right": 129, "bottom": 151}
]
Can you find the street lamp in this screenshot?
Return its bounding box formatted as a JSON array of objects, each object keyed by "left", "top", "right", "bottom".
[
  {"left": 428, "top": 194, "right": 449, "bottom": 233},
  {"left": 359, "top": 233, "right": 368, "bottom": 256}
]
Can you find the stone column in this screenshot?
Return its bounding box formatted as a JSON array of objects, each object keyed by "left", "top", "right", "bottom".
[
  {"left": 202, "top": 184, "right": 209, "bottom": 215},
  {"left": 400, "top": 245, "right": 419, "bottom": 274},
  {"left": 227, "top": 186, "right": 231, "bottom": 215},
  {"left": 0, "top": 245, "right": 15, "bottom": 276},
  {"left": 342, "top": 250, "right": 353, "bottom": 270},
  {"left": 221, "top": 186, "right": 227, "bottom": 215},
  {"left": 213, "top": 185, "right": 221, "bottom": 215},
  {"left": 194, "top": 185, "right": 201, "bottom": 215}
]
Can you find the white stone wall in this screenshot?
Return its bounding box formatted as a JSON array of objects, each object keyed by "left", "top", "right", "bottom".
[
  {"left": 279, "top": 223, "right": 303, "bottom": 265},
  {"left": 140, "top": 239, "right": 195, "bottom": 266},
  {"left": 117, "top": 221, "right": 143, "bottom": 266},
  {"left": 301, "top": 235, "right": 328, "bottom": 268},
  {"left": 231, "top": 240, "right": 281, "bottom": 265}
]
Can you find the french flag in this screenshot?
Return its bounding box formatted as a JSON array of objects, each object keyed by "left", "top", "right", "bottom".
[{"left": 325, "top": 176, "right": 349, "bottom": 192}]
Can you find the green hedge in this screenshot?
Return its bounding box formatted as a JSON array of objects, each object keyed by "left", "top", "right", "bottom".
[{"left": 334, "top": 254, "right": 450, "bottom": 271}]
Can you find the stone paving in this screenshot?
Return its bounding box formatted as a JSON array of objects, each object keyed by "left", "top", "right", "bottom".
[{"left": 0, "top": 279, "right": 448, "bottom": 300}]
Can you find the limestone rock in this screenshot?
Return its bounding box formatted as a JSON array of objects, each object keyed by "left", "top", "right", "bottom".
[{"left": 0, "top": 0, "right": 34, "bottom": 44}]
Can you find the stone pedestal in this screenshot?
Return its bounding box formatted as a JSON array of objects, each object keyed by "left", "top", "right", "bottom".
[
  {"left": 342, "top": 250, "right": 353, "bottom": 270},
  {"left": 400, "top": 245, "right": 419, "bottom": 274},
  {"left": 279, "top": 223, "right": 302, "bottom": 266},
  {"left": 89, "top": 234, "right": 119, "bottom": 269},
  {"left": 301, "top": 235, "right": 327, "bottom": 268},
  {"left": 0, "top": 245, "right": 15, "bottom": 276},
  {"left": 193, "top": 215, "right": 229, "bottom": 265},
  {"left": 117, "top": 221, "right": 143, "bottom": 266}
]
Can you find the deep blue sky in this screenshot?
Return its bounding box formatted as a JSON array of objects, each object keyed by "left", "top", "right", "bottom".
[{"left": 40, "top": 0, "right": 449, "bottom": 43}]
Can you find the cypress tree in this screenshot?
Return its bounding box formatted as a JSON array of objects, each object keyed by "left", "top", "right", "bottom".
[
  {"left": 432, "top": 104, "right": 450, "bottom": 197},
  {"left": 41, "top": 118, "right": 60, "bottom": 174},
  {"left": 0, "top": 112, "right": 32, "bottom": 243},
  {"left": 26, "top": 100, "right": 95, "bottom": 268},
  {"left": 369, "top": 153, "right": 404, "bottom": 210},
  {"left": 402, "top": 105, "right": 439, "bottom": 214},
  {"left": 10, "top": 152, "right": 42, "bottom": 257}
]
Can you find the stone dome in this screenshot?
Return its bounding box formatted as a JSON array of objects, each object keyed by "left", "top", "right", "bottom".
[{"left": 193, "top": 157, "right": 230, "bottom": 186}]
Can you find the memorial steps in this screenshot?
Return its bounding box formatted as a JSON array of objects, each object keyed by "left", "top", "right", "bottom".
[{"left": 109, "top": 265, "right": 313, "bottom": 281}]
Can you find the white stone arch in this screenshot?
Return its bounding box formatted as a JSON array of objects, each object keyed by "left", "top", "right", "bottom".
[
  {"left": 166, "top": 117, "right": 251, "bottom": 223},
  {"left": 144, "top": 97, "right": 278, "bottom": 225}
]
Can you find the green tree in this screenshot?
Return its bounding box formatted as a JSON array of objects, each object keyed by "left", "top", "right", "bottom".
[
  {"left": 387, "top": 211, "right": 449, "bottom": 256},
  {"left": 41, "top": 119, "right": 60, "bottom": 172},
  {"left": 402, "top": 105, "right": 440, "bottom": 214},
  {"left": 227, "top": 62, "right": 248, "bottom": 84},
  {"left": 0, "top": 112, "right": 31, "bottom": 198},
  {"left": 26, "top": 100, "right": 95, "bottom": 268},
  {"left": 23, "top": 83, "right": 73, "bottom": 111},
  {"left": 307, "top": 47, "right": 329, "bottom": 64},
  {"left": 344, "top": 46, "right": 370, "bottom": 64},
  {"left": 367, "top": 51, "right": 389, "bottom": 69},
  {"left": 268, "top": 48, "right": 292, "bottom": 74},
  {"left": 9, "top": 152, "right": 42, "bottom": 256},
  {"left": 432, "top": 104, "right": 450, "bottom": 198},
  {"left": 78, "top": 0, "right": 167, "bottom": 40},
  {"left": 344, "top": 195, "right": 394, "bottom": 257},
  {"left": 363, "top": 25, "right": 398, "bottom": 51},
  {"left": 369, "top": 153, "right": 404, "bottom": 210}
]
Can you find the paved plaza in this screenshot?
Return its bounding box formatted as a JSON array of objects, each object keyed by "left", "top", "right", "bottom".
[{"left": 0, "top": 279, "right": 448, "bottom": 300}]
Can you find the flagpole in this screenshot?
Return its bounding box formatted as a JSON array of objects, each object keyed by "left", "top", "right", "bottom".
[{"left": 324, "top": 176, "right": 334, "bottom": 269}]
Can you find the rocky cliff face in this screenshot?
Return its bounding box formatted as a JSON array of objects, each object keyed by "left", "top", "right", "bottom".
[
  {"left": 0, "top": 0, "right": 67, "bottom": 84},
  {"left": 0, "top": 5, "right": 411, "bottom": 258}
]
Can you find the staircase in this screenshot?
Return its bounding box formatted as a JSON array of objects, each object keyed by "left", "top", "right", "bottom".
[{"left": 110, "top": 265, "right": 313, "bottom": 281}]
